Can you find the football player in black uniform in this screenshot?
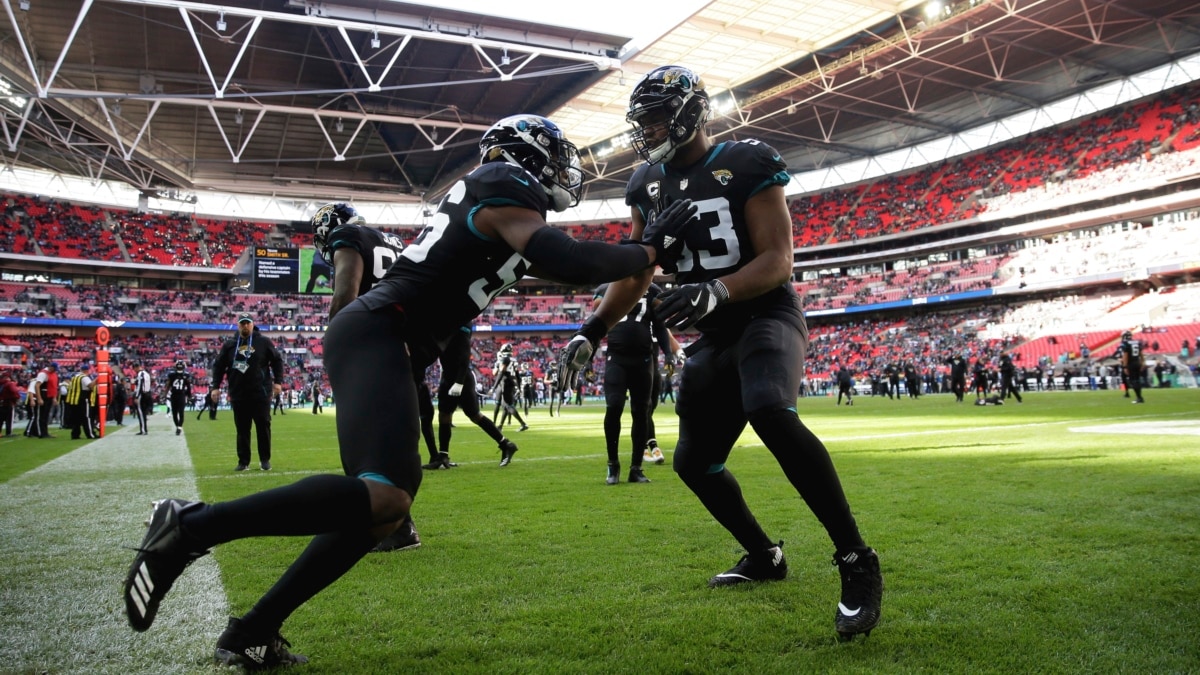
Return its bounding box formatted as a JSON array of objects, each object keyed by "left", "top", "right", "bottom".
[
  {"left": 311, "top": 202, "right": 420, "bottom": 553},
  {"left": 123, "top": 113, "right": 694, "bottom": 668},
  {"left": 947, "top": 353, "right": 968, "bottom": 403},
  {"left": 490, "top": 343, "right": 528, "bottom": 433},
  {"left": 971, "top": 358, "right": 989, "bottom": 401},
  {"left": 166, "top": 361, "right": 192, "bottom": 436},
  {"left": 836, "top": 365, "right": 854, "bottom": 406},
  {"left": 428, "top": 326, "right": 519, "bottom": 469},
  {"left": 560, "top": 66, "right": 880, "bottom": 641},
  {"left": 593, "top": 282, "right": 676, "bottom": 484},
  {"left": 998, "top": 352, "right": 1023, "bottom": 403},
  {"left": 1117, "top": 330, "right": 1145, "bottom": 403}
]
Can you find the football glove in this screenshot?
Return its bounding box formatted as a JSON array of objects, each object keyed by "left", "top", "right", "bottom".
[
  {"left": 656, "top": 280, "right": 730, "bottom": 330},
  {"left": 639, "top": 198, "right": 697, "bottom": 274},
  {"left": 674, "top": 348, "right": 687, "bottom": 367},
  {"left": 448, "top": 383, "right": 464, "bottom": 397},
  {"left": 556, "top": 316, "right": 607, "bottom": 392}
]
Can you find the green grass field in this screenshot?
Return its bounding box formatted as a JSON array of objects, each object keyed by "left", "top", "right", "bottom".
[{"left": 2, "top": 388, "right": 1198, "bottom": 674}]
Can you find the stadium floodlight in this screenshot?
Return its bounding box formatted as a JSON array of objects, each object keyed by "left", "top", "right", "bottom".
[
  {"left": 335, "top": 118, "right": 344, "bottom": 133},
  {"left": 216, "top": 11, "right": 226, "bottom": 32},
  {"left": 500, "top": 49, "right": 510, "bottom": 66},
  {"left": 235, "top": 109, "right": 243, "bottom": 125},
  {"left": 371, "top": 30, "right": 380, "bottom": 49},
  {"left": 18, "top": 0, "right": 29, "bottom": 10}
]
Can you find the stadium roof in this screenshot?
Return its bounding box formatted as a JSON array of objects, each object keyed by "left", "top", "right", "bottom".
[{"left": 1, "top": 0, "right": 1198, "bottom": 208}]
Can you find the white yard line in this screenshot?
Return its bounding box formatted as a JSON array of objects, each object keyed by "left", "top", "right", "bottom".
[{"left": 0, "top": 412, "right": 229, "bottom": 674}]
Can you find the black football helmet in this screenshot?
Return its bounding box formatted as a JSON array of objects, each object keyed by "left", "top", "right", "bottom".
[
  {"left": 1121, "top": 330, "right": 1133, "bottom": 342},
  {"left": 479, "top": 114, "right": 582, "bottom": 212},
  {"left": 175, "top": 360, "right": 186, "bottom": 372},
  {"left": 499, "top": 343, "right": 513, "bottom": 356},
  {"left": 311, "top": 203, "right": 365, "bottom": 260},
  {"left": 626, "top": 65, "right": 710, "bottom": 165}
]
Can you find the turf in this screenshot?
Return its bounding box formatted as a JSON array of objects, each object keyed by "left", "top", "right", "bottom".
[{"left": 2, "top": 388, "right": 1198, "bottom": 673}]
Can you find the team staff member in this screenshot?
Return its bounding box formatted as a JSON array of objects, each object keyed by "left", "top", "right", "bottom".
[
  {"left": 64, "top": 363, "right": 96, "bottom": 439},
  {"left": 310, "top": 379, "right": 323, "bottom": 415},
  {"left": 25, "top": 362, "right": 58, "bottom": 438},
  {"left": 0, "top": 371, "right": 19, "bottom": 436},
  {"left": 166, "top": 361, "right": 193, "bottom": 436},
  {"left": 561, "top": 66, "right": 880, "bottom": 641},
  {"left": 131, "top": 362, "right": 153, "bottom": 435},
  {"left": 210, "top": 314, "right": 284, "bottom": 471}
]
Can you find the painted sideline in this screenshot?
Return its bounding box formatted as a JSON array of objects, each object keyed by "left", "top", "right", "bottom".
[{"left": 0, "top": 411, "right": 229, "bottom": 674}]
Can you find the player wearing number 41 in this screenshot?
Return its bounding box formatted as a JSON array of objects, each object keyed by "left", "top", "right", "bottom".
[
  {"left": 559, "top": 65, "right": 882, "bottom": 642},
  {"left": 122, "top": 113, "right": 696, "bottom": 669}
]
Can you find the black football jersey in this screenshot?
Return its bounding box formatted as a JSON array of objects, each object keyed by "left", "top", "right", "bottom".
[
  {"left": 166, "top": 371, "right": 192, "bottom": 400},
  {"left": 325, "top": 223, "right": 406, "bottom": 297},
  {"left": 360, "top": 162, "right": 547, "bottom": 345},
  {"left": 626, "top": 140, "right": 800, "bottom": 336},
  {"left": 438, "top": 327, "right": 473, "bottom": 386},
  {"left": 606, "top": 284, "right": 669, "bottom": 358},
  {"left": 1118, "top": 339, "right": 1143, "bottom": 363}
]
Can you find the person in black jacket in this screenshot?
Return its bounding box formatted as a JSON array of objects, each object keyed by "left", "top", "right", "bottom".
[{"left": 210, "top": 313, "right": 284, "bottom": 471}]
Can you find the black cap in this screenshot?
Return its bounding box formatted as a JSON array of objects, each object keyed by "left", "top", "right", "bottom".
[{"left": 237, "top": 313, "right": 253, "bottom": 324}]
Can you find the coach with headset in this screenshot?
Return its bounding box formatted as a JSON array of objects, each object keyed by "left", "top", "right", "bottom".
[{"left": 210, "top": 312, "right": 285, "bottom": 471}]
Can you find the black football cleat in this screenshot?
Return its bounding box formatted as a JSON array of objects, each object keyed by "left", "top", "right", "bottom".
[
  {"left": 606, "top": 462, "right": 620, "bottom": 485},
  {"left": 498, "top": 439, "right": 518, "bottom": 467},
  {"left": 834, "top": 547, "right": 883, "bottom": 641},
  {"left": 627, "top": 466, "right": 651, "bottom": 483},
  {"left": 709, "top": 542, "right": 787, "bottom": 587},
  {"left": 422, "top": 453, "right": 457, "bottom": 470},
  {"left": 372, "top": 518, "right": 421, "bottom": 553},
  {"left": 214, "top": 617, "right": 308, "bottom": 670},
  {"left": 123, "top": 499, "right": 209, "bottom": 632}
]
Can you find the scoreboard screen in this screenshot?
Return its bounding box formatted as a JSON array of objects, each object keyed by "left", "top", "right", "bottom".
[{"left": 253, "top": 247, "right": 300, "bottom": 293}]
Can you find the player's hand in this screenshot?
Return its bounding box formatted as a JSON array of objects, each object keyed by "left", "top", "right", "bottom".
[
  {"left": 209, "top": 389, "right": 218, "bottom": 402},
  {"left": 557, "top": 334, "right": 596, "bottom": 392},
  {"left": 448, "top": 383, "right": 464, "bottom": 397},
  {"left": 674, "top": 348, "right": 687, "bottom": 367},
  {"left": 640, "top": 199, "right": 697, "bottom": 273},
  {"left": 273, "top": 384, "right": 283, "bottom": 398},
  {"left": 656, "top": 280, "right": 730, "bottom": 330}
]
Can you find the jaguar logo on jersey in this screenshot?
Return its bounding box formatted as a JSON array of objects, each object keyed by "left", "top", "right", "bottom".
[
  {"left": 712, "top": 169, "right": 733, "bottom": 186},
  {"left": 680, "top": 179, "right": 689, "bottom": 190},
  {"left": 647, "top": 181, "right": 661, "bottom": 200}
]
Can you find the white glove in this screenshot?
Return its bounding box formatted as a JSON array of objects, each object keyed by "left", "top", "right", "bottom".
[{"left": 448, "top": 383, "right": 464, "bottom": 397}]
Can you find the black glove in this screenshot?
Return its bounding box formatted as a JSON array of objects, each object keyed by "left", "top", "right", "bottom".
[
  {"left": 556, "top": 316, "right": 606, "bottom": 391},
  {"left": 639, "top": 199, "right": 697, "bottom": 273},
  {"left": 656, "top": 280, "right": 730, "bottom": 330}
]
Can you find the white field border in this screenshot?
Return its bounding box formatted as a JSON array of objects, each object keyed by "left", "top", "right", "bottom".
[{"left": 0, "top": 412, "right": 228, "bottom": 674}]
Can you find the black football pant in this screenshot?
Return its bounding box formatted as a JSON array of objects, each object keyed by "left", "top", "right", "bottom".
[
  {"left": 171, "top": 396, "right": 187, "bottom": 430},
  {"left": 233, "top": 398, "right": 272, "bottom": 466},
  {"left": 603, "top": 356, "right": 653, "bottom": 467}
]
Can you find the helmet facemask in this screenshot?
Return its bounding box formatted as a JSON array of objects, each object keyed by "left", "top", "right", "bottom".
[{"left": 626, "top": 67, "right": 710, "bottom": 165}]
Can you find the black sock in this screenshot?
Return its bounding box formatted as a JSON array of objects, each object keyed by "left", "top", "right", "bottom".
[
  {"left": 749, "top": 408, "right": 866, "bottom": 552},
  {"left": 241, "top": 528, "right": 377, "bottom": 633},
  {"left": 603, "top": 406, "right": 622, "bottom": 465},
  {"left": 677, "top": 466, "right": 772, "bottom": 554},
  {"left": 181, "top": 474, "right": 372, "bottom": 548}
]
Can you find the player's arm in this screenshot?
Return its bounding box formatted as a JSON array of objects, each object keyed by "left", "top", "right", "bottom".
[{"left": 328, "top": 247, "right": 364, "bottom": 320}]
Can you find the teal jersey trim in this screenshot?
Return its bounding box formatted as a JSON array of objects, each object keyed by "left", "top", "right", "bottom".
[
  {"left": 706, "top": 463, "right": 726, "bottom": 475},
  {"left": 748, "top": 170, "right": 791, "bottom": 198},
  {"left": 466, "top": 198, "right": 524, "bottom": 241}
]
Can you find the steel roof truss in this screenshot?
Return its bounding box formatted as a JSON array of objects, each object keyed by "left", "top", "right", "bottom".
[
  {"left": 314, "top": 112, "right": 367, "bottom": 162},
  {"left": 179, "top": 8, "right": 263, "bottom": 99},
  {"left": 336, "top": 26, "right": 412, "bottom": 93}
]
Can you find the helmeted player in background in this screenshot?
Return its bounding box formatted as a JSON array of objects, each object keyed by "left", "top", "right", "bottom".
[
  {"left": 592, "top": 282, "right": 678, "bottom": 484},
  {"left": 312, "top": 201, "right": 420, "bottom": 553},
  {"left": 490, "top": 343, "right": 528, "bottom": 434},
  {"left": 998, "top": 352, "right": 1023, "bottom": 403},
  {"left": 1117, "top": 330, "right": 1145, "bottom": 403},
  {"left": 836, "top": 364, "right": 854, "bottom": 406},
  {"left": 947, "top": 353, "right": 968, "bottom": 403},
  {"left": 166, "top": 360, "right": 193, "bottom": 436},
  {"left": 560, "top": 66, "right": 881, "bottom": 641},
  {"left": 122, "top": 113, "right": 695, "bottom": 668},
  {"left": 971, "top": 358, "right": 989, "bottom": 401},
  {"left": 426, "top": 326, "right": 519, "bottom": 469}
]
